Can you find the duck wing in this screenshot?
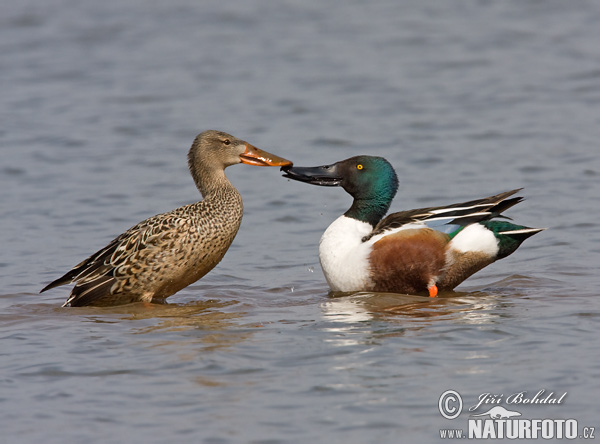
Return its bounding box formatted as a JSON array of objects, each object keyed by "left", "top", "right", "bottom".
[
  {"left": 40, "top": 212, "right": 181, "bottom": 306},
  {"left": 364, "top": 189, "right": 523, "bottom": 242}
]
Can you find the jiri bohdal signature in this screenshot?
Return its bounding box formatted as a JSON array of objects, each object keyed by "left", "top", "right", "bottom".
[{"left": 469, "top": 389, "right": 567, "bottom": 412}]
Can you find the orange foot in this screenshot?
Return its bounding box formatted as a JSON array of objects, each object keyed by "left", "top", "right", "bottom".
[{"left": 428, "top": 285, "right": 438, "bottom": 298}]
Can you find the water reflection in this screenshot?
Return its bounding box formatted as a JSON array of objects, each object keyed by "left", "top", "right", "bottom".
[
  {"left": 323, "top": 290, "right": 499, "bottom": 320},
  {"left": 319, "top": 274, "right": 557, "bottom": 338},
  {"left": 124, "top": 300, "right": 242, "bottom": 332},
  {"left": 84, "top": 299, "right": 256, "bottom": 388},
  {"left": 2, "top": 296, "right": 253, "bottom": 355},
  {"left": 318, "top": 290, "right": 518, "bottom": 351}
]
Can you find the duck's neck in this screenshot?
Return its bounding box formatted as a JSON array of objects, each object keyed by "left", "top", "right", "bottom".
[
  {"left": 191, "top": 167, "right": 243, "bottom": 229},
  {"left": 190, "top": 166, "right": 243, "bottom": 219},
  {"left": 344, "top": 198, "right": 391, "bottom": 228},
  {"left": 191, "top": 163, "right": 234, "bottom": 197}
]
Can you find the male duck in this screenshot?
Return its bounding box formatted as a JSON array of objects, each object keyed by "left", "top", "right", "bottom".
[
  {"left": 282, "top": 156, "right": 543, "bottom": 297},
  {"left": 41, "top": 130, "right": 292, "bottom": 307}
]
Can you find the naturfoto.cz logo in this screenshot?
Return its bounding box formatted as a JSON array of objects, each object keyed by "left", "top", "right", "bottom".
[{"left": 438, "top": 389, "right": 595, "bottom": 440}]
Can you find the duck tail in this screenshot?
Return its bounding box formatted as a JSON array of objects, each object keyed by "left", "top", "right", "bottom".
[
  {"left": 40, "top": 270, "right": 78, "bottom": 293},
  {"left": 481, "top": 221, "right": 545, "bottom": 259}
]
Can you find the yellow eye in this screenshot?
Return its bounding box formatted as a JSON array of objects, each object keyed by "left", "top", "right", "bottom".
[{"left": 357, "top": 164, "right": 363, "bottom": 170}]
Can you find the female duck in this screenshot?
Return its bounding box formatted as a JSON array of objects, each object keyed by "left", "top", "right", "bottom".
[
  {"left": 41, "top": 130, "right": 292, "bottom": 306},
  {"left": 283, "top": 156, "right": 543, "bottom": 296}
]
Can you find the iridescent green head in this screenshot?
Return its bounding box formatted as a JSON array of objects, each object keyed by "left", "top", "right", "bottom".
[{"left": 282, "top": 155, "right": 399, "bottom": 226}]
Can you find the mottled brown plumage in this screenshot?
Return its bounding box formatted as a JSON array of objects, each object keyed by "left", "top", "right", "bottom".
[{"left": 41, "top": 130, "right": 291, "bottom": 306}]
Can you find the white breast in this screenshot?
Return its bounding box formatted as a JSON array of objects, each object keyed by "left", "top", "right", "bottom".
[{"left": 318, "top": 215, "right": 374, "bottom": 292}]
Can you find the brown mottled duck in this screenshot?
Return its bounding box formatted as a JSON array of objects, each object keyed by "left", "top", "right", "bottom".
[{"left": 41, "top": 130, "right": 292, "bottom": 307}]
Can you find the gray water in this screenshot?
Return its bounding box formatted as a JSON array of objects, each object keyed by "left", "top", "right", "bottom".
[{"left": 2, "top": 0, "right": 600, "bottom": 442}]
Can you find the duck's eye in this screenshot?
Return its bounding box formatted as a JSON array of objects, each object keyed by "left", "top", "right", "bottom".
[
  {"left": 223, "top": 139, "right": 231, "bottom": 145},
  {"left": 357, "top": 164, "right": 363, "bottom": 170}
]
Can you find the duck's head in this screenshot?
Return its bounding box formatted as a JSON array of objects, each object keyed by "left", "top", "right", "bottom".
[
  {"left": 282, "top": 155, "right": 398, "bottom": 199},
  {"left": 282, "top": 155, "right": 399, "bottom": 225},
  {"left": 189, "top": 130, "right": 292, "bottom": 171}
]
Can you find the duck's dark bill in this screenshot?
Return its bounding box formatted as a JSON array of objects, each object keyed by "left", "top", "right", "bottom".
[{"left": 281, "top": 164, "right": 342, "bottom": 186}]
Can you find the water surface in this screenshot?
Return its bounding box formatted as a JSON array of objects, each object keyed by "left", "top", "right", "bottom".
[{"left": 2, "top": 0, "right": 600, "bottom": 442}]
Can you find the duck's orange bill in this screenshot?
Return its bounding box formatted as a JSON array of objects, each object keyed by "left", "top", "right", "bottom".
[
  {"left": 240, "top": 144, "right": 293, "bottom": 167},
  {"left": 428, "top": 285, "right": 438, "bottom": 298}
]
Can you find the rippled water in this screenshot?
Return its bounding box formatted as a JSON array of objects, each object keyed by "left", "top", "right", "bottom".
[{"left": 2, "top": 0, "right": 600, "bottom": 442}]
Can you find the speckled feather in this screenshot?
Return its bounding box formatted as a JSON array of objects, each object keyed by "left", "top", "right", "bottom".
[{"left": 46, "top": 190, "right": 243, "bottom": 307}]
